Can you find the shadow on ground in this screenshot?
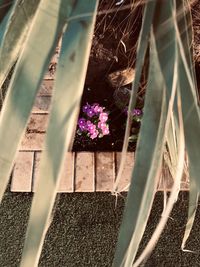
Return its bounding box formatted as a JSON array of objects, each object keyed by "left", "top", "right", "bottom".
[{"left": 0, "top": 191, "right": 200, "bottom": 267}]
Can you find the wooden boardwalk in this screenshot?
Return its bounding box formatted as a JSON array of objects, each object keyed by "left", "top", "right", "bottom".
[
  {"left": 10, "top": 66, "right": 189, "bottom": 192},
  {"left": 11, "top": 150, "right": 189, "bottom": 192}
]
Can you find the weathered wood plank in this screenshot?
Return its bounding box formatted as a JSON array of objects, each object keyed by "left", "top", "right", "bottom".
[
  {"left": 27, "top": 114, "right": 48, "bottom": 133},
  {"left": 157, "top": 173, "right": 189, "bottom": 191},
  {"left": 10, "top": 149, "right": 190, "bottom": 192},
  {"left": 75, "top": 152, "right": 95, "bottom": 192},
  {"left": 11, "top": 152, "right": 34, "bottom": 192},
  {"left": 44, "top": 71, "right": 55, "bottom": 80},
  {"left": 95, "top": 152, "right": 115, "bottom": 191},
  {"left": 58, "top": 152, "right": 75, "bottom": 192},
  {"left": 38, "top": 80, "right": 53, "bottom": 96},
  {"left": 20, "top": 132, "right": 45, "bottom": 151},
  {"left": 32, "top": 152, "right": 75, "bottom": 192},
  {"left": 32, "top": 96, "right": 51, "bottom": 113},
  {"left": 116, "top": 152, "right": 134, "bottom": 192}
]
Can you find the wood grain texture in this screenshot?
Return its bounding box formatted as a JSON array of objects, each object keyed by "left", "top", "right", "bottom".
[
  {"left": 95, "top": 152, "right": 115, "bottom": 191},
  {"left": 116, "top": 152, "right": 134, "bottom": 191},
  {"left": 11, "top": 152, "right": 34, "bottom": 192},
  {"left": 58, "top": 152, "right": 75, "bottom": 192},
  {"left": 75, "top": 152, "right": 95, "bottom": 192}
]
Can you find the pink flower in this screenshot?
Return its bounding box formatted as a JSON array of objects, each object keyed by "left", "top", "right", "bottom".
[
  {"left": 99, "top": 112, "right": 108, "bottom": 122},
  {"left": 93, "top": 104, "right": 103, "bottom": 114},
  {"left": 90, "top": 129, "right": 99, "bottom": 139},
  {"left": 87, "top": 123, "right": 96, "bottom": 134},
  {"left": 98, "top": 121, "right": 106, "bottom": 129},
  {"left": 87, "top": 120, "right": 93, "bottom": 127},
  {"left": 102, "top": 125, "right": 109, "bottom": 136}
]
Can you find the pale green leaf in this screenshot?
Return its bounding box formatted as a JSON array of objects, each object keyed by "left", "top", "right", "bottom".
[
  {"left": 0, "top": 0, "right": 75, "bottom": 201},
  {"left": 113, "top": 30, "right": 167, "bottom": 267},
  {"left": 20, "top": 1, "right": 98, "bottom": 266},
  {"left": 181, "top": 177, "right": 199, "bottom": 251},
  {"left": 0, "top": 0, "right": 41, "bottom": 88},
  {"left": 114, "top": 0, "right": 156, "bottom": 192}
]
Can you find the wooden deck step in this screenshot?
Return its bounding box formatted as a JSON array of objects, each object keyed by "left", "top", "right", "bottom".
[{"left": 10, "top": 151, "right": 189, "bottom": 192}]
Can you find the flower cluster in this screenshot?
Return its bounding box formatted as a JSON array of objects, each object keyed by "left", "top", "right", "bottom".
[
  {"left": 124, "top": 107, "right": 143, "bottom": 122},
  {"left": 77, "top": 103, "right": 110, "bottom": 139}
]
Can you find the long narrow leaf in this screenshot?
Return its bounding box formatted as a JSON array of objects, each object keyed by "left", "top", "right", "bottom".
[
  {"left": 0, "top": 0, "right": 41, "bottom": 88},
  {"left": 0, "top": 0, "right": 13, "bottom": 23},
  {"left": 174, "top": 5, "right": 200, "bottom": 190},
  {"left": 0, "top": 1, "right": 14, "bottom": 41},
  {"left": 0, "top": 0, "right": 75, "bottom": 201},
  {"left": 114, "top": 0, "right": 156, "bottom": 192},
  {"left": 113, "top": 1, "right": 182, "bottom": 265},
  {"left": 181, "top": 177, "right": 199, "bottom": 251},
  {"left": 20, "top": 1, "right": 98, "bottom": 266},
  {"left": 112, "top": 30, "right": 167, "bottom": 267},
  {"left": 133, "top": 88, "right": 185, "bottom": 267}
]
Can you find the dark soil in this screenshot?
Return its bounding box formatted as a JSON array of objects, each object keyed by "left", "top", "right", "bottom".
[{"left": 72, "top": 0, "right": 200, "bottom": 152}]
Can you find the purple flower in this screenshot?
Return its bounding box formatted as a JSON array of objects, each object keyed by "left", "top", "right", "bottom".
[
  {"left": 77, "top": 103, "right": 110, "bottom": 141},
  {"left": 82, "top": 103, "right": 91, "bottom": 113},
  {"left": 87, "top": 108, "right": 95, "bottom": 118},
  {"left": 78, "top": 118, "right": 86, "bottom": 126},
  {"left": 99, "top": 112, "right": 108, "bottom": 122},
  {"left": 123, "top": 107, "right": 128, "bottom": 115},
  {"left": 132, "top": 109, "right": 142, "bottom": 116},
  {"left": 78, "top": 118, "right": 87, "bottom": 131}
]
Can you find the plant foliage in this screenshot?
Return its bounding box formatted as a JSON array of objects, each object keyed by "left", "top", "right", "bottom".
[{"left": 0, "top": 0, "right": 199, "bottom": 266}]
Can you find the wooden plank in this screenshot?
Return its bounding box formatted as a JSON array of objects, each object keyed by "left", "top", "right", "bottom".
[
  {"left": 20, "top": 132, "right": 45, "bottom": 151},
  {"left": 38, "top": 80, "right": 53, "bottom": 96},
  {"left": 11, "top": 152, "right": 34, "bottom": 192},
  {"left": 33, "top": 152, "right": 75, "bottom": 192},
  {"left": 58, "top": 152, "right": 75, "bottom": 192},
  {"left": 32, "top": 152, "right": 41, "bottom": 191},
  {"left": 44, "top": 73, "right": 55, "bottom": 80},
  {"left": 95, "top": 152, "right": 115, "bottom": 191},
  {"left": 157, "top": 173, "right": 189, "bottom": 191},
  {"left": 157, "top": 171, "right": 173, "bottom": 191},
  {"left": 116, "top": 152, "right": 134, "bottom": 191},
  {"left": 27, "top": 114, "right": 48, "bottom": 133},
  {"left": 32, "top": 96, "right": 51, "bottom": 113},
  {"left": 181, "top": 171, "right": 189, "bottom": 190},
  {"left": 75, "top": 152, "right": 95, "bottom": 192}
]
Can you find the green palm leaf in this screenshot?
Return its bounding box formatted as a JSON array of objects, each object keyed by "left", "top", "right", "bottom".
[
  {"left": 113, "top": 1, "right": 183, "bottom": 265},
  {"left": 113, "top": 30, "right": 168, "bottom": 267},
  {"left": 114, "top": 0, "right": 156, "bottom": 192},
  {"left": 20, "top": 1, "right": 98, "bottom": 266},
  {"left": 0, "top": 0, "right": 75, "bottom": 201},
  {"left": 0, "top": 0, "right": 41, "bottom": 88}
]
